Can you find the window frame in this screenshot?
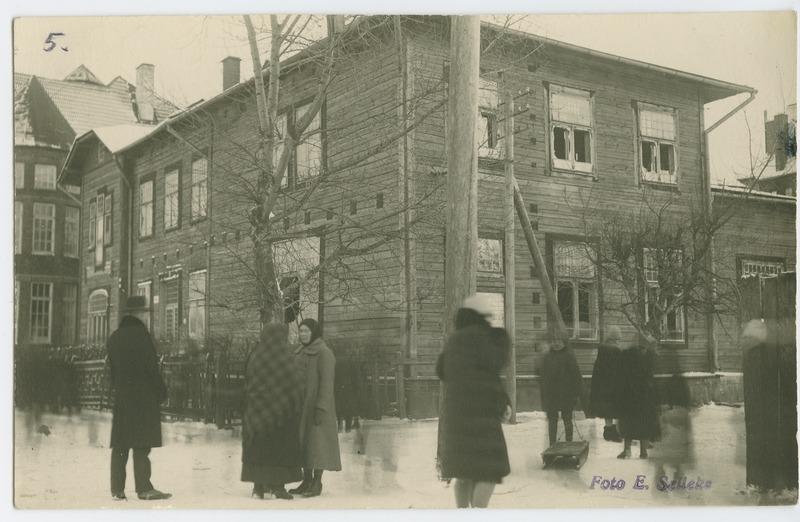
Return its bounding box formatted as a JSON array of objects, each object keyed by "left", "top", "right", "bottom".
[
  {"left": 136, "top": 280, "right": 153, "bottom": 329},
  {"left": 636, "top": 102, "right": 679, "bottom": 186},
  {"left": 191, "top": 156, "right": 209, "bottom": 222},
  {"left": 103, "top": 192, "right": 113, "bottom": 246},
  {"left": 188, "top": 269, "right": 207, "bottom": 342},
  {"left": 161, "top": 275, "right": 181, "bottom": 343},
  {"left": 95, "top": 193, "right": 105, "bottom": 268},
  {"left": 15, "top": 201, "right": 23, "bottom": 254},
  {"left": 33, "top": 164, "right": 57, "bottom": 190},
  {"left": 32, "top": 202, "right": 55, "bottom": 255},
  {"left": 164, "top": 165, "right": 181, "bottom": 231},
  {"left": 62, "top": 283, "right": 78, "bottom": 344},
  {"left": 478, "top": 77, "right": 502, "bottom": 159},
  {"left": 139, "top": 176, "right": 155, "bottom": 239},
  {"left": 477, "top": 237, "right": 504, "bottom": 274},
  {"left": 547, "top": 84, "right": 595, "bottom": 176},
  {"left": 641, "top": 247, "right": 686, "bottom": 343},
  {"left": 552, "top": 240, "right": 599, "bottom": 341},
  {"left": 30, "top": 282, "right": 53, "bottom": 343},
  {"left": 64, "top": 206, "right": 80, "bottom": 258},
  {"left": 15, "top": 162, "right": 25, "bottom": 189},
  {"left": 736, "top": 255, "right": 786, "bottom": 278},
  {"left": 87, "top": 289, "right": 109, "bottom": 346}
]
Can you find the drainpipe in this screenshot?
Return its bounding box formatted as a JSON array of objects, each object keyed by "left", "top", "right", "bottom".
[{"left": 701, "top": 90, "right": 756, "bottom": 372}]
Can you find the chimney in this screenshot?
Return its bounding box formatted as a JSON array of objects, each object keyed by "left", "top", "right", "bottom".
[
  {"left": 327, "top": 15, "right": 346, "bottom": 36},
  {"left": 136, "top": 63, "right": 155, "bottom": 122},
  {"left": 222, "top": 56, "right": 241, "bottom": 91}
]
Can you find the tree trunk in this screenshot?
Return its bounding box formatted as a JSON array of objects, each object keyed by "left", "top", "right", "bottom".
[{"left": 503, "top": 88, "right": 517, "bottom": 423}]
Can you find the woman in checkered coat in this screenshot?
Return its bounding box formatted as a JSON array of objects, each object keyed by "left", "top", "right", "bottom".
[{"left": 241, "top": 323, "right": 304, "bottom": 499}]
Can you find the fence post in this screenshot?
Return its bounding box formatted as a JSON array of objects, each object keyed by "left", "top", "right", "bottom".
[
  {"left": 395, "top": 351, "right": 406, "bottom": 419},
  {"left": 204, "top": 353, "right": 214, "bottom": 424},
  {"left": 215, "top": 350, "right": 229, "bottom": 429}
]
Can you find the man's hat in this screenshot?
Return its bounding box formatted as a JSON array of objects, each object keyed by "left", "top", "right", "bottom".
[{"left": 122, "top": 295, "right": 148, "bottom": 312}]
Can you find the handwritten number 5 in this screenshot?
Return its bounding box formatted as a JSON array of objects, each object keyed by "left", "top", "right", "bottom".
[{"left": 44, "top": 33, "right": 67, "bottom": 52}]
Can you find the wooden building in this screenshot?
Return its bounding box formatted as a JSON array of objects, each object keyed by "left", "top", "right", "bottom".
[{"left": 60, "top": 17, "right": 795, "bottom": 412}]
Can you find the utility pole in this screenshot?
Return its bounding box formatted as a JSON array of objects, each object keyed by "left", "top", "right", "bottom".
[
  {"left": 443, "top": 15, "right": 480, "bottom": 343},
  {"left": 503, "top": 88, "right": 517, "bottom": 423}
]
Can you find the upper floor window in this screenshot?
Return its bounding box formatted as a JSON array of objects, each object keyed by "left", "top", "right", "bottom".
[
  {"left": 164, "top": 168, "right": 180, "bottom": 230},
  {"left": 15, "top": 162, "right": 24, "bottom": 189},
  {"left": 643, "top": 248, "right": 684, "bottom": 341},
  {"left": 478, "top": 78, "right": 502, "bottom": 159},
  {"left": 295, "top": 104, "right": 322, "bottom": 184},
  {"left": 191, "top": 158, "right": 208, "bottom": 220},
  {"left": 554, "top": 241, "right": 598, "bottom": 339},
  {"left": 32, "top": 203, "right": 55, "bottom": 255},
  {"left": 94, "top": 194, "right": 105, "bottom": 267},
  {"left": 34, "top": 164, "right": 57, "bottom": 190},
  {"left": 477, "top": 238, "right": 502, "bottom": 273},
  {"left": 15, "top": 202, "right": 22, "bottom": 254},
  {"left": 64, "top": 206, "right": 80, "bottom": 257},
  {"left": 740, "top": 258, "right": 785, "bottom": 278},
  {"left": 549, "top": 85, "right": 594, "bottom": 174},
  {"left": 139, "top": 179, "right": 154, "bottom": 238},
  {"left": 103, "top": 193, "right": 113, "bottom": 246},
  {"left": 637, "top": 103, "right": 677, "bottom": 185}
]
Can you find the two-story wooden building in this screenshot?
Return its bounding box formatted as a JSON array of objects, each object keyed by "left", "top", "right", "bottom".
[
  {"left": 14, "top": 64, "right": 176, "bottom": 349},
  {"left": 60, "top": 16, "right": 795, "bottom": 411}
]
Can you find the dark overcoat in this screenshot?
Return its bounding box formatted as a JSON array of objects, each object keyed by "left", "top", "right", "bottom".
[
  {"left": 589, "top": 342, "right": 623, "bottom": 418},
  {"left": 437, "top": 314, "right": 511, "bottom": 483},
  {"left": 333, "top": 351, "right": 363, "bottom": 420},
  {"left": 107, "top": 316, "right": 167, "bottom": 449},
  {"left": 295, "top": 338, "right": 342, "bottom": 471},
  {"left": 540, "top": 347, "right": 583, "bottom": 412},
  {"left": 617, "top": 346, "right": 661, "bottom": 441}
]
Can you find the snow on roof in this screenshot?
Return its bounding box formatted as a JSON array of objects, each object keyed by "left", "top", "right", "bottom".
[
  {"left": 711, "top": 182, "right": 796, "bottom": 202},
  {"left": 92, "top": 124, "right": 157, "bottom": 153}
]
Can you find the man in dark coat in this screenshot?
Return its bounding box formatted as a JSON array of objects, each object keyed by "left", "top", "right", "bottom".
[
  {"left": 107, "top": 295, "right": 171, "bottom": 501},
  {"left": 590, "top": 325, "right": 624, "bottom": 442}
]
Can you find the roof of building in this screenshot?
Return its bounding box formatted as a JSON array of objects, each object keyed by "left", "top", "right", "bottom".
[
  {"left": 14, "top": 65, "right": 180, "bottom": 149},
  {"left": 711, "top": 182, "right": 796, "bottom": 203}
]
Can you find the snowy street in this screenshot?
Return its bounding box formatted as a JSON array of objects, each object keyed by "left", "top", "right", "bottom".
[{"left": 15, "top": 404, "right": 792, "bottom": 509}]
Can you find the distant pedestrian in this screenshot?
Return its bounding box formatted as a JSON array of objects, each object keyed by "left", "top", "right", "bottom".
[
  {"left": 436, "top": 295, "right": 511, "bottom": 508},
  {"left": 616, "top": 342, "right": 661, "bottom": 459},
  {"left": 590, "top": 326, "right": 624, "bottom": 442},
  {"left": 106, "top": 295, "right": 171, "bottom": 501},
  {"left": 290, "top": 318, "right": 341, "bottom": 498},
  {"left": 539, "top": 339, "right": 583, "bottom": 446},
  {"left": 241, "top": 323, "right": 304, "bottom": 500},
  {"left": 332, "top": 343, "right": 363, "bottom": 432}
]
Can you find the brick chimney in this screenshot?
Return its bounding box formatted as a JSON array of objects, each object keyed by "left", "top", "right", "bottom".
[
  {"left": 327, "top": 15, "right": 346, "bottom": 35},
  {"left": 222, "top": 56, "right": 241, "bottom": 91},
  {"left": 766, "top": 112, "right": 790, "bottom": 172},
  {"left": 136, "top": 63, "right": 155, "bottom": 122}
]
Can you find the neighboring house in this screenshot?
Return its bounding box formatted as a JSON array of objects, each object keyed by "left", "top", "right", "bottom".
[
  {"left": 60, "top": 17, "right": 795, "bottom": 409},
  {"left": 738, "top": 103, "right": 797, "bottom": 196},
  {"left": 14, "top": 64, "right": 177, "bottom": 349}
]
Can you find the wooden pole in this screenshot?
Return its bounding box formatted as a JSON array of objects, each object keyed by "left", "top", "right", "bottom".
[
  {"left": 512, "top": 179, "right": 569, "bottom": 341},
  {"left": 441, "top": 15, "right": 480, "bottom": 410},
  {"left": 503, "top": 88, "right": 517, "bottom": 423}
]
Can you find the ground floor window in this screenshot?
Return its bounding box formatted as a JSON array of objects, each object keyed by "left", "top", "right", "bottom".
[
  {"left": 162, "top": 277, "right": 180, "bottom": 343},
  {"left": 553, "top": 241, "right": 598, "bottom": 339},
  {"left": 740, "top": 258, "right": 785, "bottom": 278},
  {"left": 62, "top": 284, "right": 78, "bottom": 344},
  {"left": 188, "top": 270, "right": 207, "bottom": 342},
  {"left": 31, "top": 283, "right": 53, "bottom": 343},
  {"left": 87, "top": 289, "right": 109, "bottom": 346}
]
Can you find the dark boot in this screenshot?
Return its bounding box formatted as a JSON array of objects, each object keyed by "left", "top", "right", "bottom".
[
  {"left": 302, "top": 470, "right": 323, "bottom": 498},
  {"left": 269, "top": 485, "right": 293, "bottom": 500},
  {"left": 604, "top": 426, "right": 623, "bottom": 443},
  {"left": 289, "top": 469, "right": 312, "bottom": 495}
]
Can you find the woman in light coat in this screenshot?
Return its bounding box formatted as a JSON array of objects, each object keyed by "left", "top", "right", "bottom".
[{"left": 290, "top": 318, "right": 341, "bottom": 497}]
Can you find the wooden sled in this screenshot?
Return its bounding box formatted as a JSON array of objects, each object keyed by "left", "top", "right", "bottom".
[{"left": 541, "top": 440, "right": 590, "bottom": 470}]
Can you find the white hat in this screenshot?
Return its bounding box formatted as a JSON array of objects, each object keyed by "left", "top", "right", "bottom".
[{"left": 462, "top": 294, "right": 494, "bottom": 318}]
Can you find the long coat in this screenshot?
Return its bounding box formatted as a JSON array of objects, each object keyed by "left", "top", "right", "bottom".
[
  {"left": 589, "top": 342, "right": 623, "bottom": 419},
  {"left": 107, "top": 315, "right": 167, "bottom": 449},
  {"left": 294, "top": 338, "right": 342, "bottom": 471},
  {"left": 617, "top": 346, "right": 661, "bottom": 441},
  {"left": 437, "top": 323, "right": 511, "bottom": 483},
  {"left": 539, "top": 348, "right": 583, "bottom": 412}
]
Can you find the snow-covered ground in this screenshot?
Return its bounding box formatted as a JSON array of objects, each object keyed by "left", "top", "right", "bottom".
[{"left": 13, "top": 404, "right": 797, "bottom": 510}]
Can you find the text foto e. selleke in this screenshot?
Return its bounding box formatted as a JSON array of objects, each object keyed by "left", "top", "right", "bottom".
[{"left": 589, "top": 475, "right": 713, "bottom": 492}]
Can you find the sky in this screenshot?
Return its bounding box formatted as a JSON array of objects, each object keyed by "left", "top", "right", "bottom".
[{"left": 10, "top": 5, "right": 798, "bottom": 185}]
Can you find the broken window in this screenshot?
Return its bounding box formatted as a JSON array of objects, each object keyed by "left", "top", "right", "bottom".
[
  {"left": 477, "top": 238, "right": 502, "bottom": 273},
  {"left": 638, "top": 104, "right": 678, "bottom": 184},
  {"left": 549, "top": 85, "right": 593, "bottom": 173},
  {"left": 478, "top": 77, "right": 502, "bottom": 159}
]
